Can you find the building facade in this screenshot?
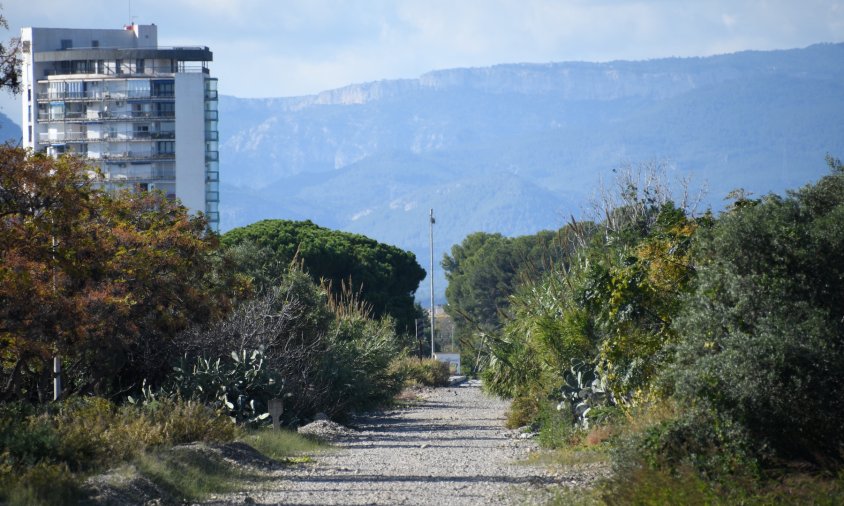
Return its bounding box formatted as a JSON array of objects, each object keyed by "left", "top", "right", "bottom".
[{"left": 20, "top": 24, "right": 219, "bottom": 231}]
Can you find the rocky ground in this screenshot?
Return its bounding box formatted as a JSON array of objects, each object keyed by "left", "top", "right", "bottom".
[{"left": 203, "top": 380, "right": 608, "bottom": 505}]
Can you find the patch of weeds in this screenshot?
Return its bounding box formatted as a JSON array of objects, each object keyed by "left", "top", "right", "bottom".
[
  {"left": 544, "top": 485, "right": 605, "bottom": 506},
  {"left": 538, "top": 401, "right": 574, "bottom": 449},
  {"left": 525, "top": 443, "right": 612, "bottom": 469},
  {"left": 133, "top": 446, "right": 248, "bottom": 502},
  {"left": 4, "top": 462, "right": 81, "bottom": 506},
  {"left": 394, "top": 387, "right": 423, "bottom": 406},
  {"left": 239, "top": 428, "right": 327, "bottom": 461},
  {"left": 506, "top": 395, "right": 541, "bottom": 429},
  {"left": 390, "top": 357, "right": 451, "bottom": 387}
]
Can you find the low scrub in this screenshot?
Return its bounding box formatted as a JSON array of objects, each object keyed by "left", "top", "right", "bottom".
[
  {"left": 505, "top": 394, "right": 541, "bottom": 429},
  {"left": 131, "top": 445, "right": 248, "bottom": 502},
  {"left": 240, "top": 427, "right": 326, "bottom": 460},
  {"left": 391, "top": 357, "right": 451, "bottom": 388},
  {"left": 598, "top": 465, "right": 844, "bottom": 505},
  {"left": 174, "top": 267, "right": 405, "bottom": 424},
  {"left": 0, "top": 396, "right": 236, "bottom": 505}
]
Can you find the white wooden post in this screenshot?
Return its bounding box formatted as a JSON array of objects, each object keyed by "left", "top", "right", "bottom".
[{"left": 53, "top": 356, "right": 61, "bottom": 401}]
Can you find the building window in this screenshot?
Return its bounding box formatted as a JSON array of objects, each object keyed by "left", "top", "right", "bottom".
[
  {"left": 157, "top": 102, "right": 175, "bottom": 117},
  {"left": 152, "top": 80, "right": 174, "bottom": 97},
  {"left": 28, "top": 126, "right": 32, "bottom": 143},
  {"left": 134, "top": 124, "right": 150, "bottom": 138},
  {"left": 92, "top": 40, "right": 99, "bottom": 48},
  {"left": 136, "top": 59, "right": 144, "bottom": 74},
  {"left": 115, "top": 59, "right": 123, "bottom": 74},
  {"left": 60, "top": 39, "right": 72, "bottom": 50},
  {"left": 157, "top": 141, "right": 175, "bottom": 154},
  {"left": 49, "top": 102, "right": 65, "bottom": 120}
]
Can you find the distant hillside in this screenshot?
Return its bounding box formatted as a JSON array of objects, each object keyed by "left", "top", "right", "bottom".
[
  {"left": 0, "top": 110, "right": 20, "bottom": 145},
  {"left": 218, "top": 43, "right": 844, "bottom": 304}
]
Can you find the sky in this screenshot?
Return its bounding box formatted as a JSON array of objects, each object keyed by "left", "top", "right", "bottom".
[{"left": 2, "top": 0, "right": 844, "bottom": 123}]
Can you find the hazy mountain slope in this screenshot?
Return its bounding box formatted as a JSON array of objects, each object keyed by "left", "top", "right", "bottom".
[
  {"left": 0, "top": 111, "right": 21, "bottom": 144},
  {"left": 218, "top": 43, "right": 844, "bottom": 303}
]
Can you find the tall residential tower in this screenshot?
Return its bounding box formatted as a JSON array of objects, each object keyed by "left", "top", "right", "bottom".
[{"left": 20, "top": 24, "right": 219, "bottom": 231}]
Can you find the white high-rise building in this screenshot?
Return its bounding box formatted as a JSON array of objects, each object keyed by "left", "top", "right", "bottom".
[{"left": 20, "top": 24, "right": 219, "bottom": 231}]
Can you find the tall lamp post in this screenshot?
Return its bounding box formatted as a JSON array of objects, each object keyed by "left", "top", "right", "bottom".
[{"left": 429, "top": 208, "right": 436, "bottom": 358}]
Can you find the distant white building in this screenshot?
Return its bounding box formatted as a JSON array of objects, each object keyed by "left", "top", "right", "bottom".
[{"left": 20, "top": 24, "right": 219, "bottom": 231}]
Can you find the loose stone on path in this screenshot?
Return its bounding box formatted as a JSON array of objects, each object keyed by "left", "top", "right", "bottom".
[{"left": 206, "top": 381, "right": 576, "bottom": 505}]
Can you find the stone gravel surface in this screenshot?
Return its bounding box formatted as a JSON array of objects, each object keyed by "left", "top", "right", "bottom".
[{"left": 205, "top": 380, "right": 602, "bottom": 505}]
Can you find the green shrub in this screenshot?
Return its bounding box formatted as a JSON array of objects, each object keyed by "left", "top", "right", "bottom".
[
  {"left": 318, "top": 315, "right": 404, "bottom": 416},
  {"left": 614, "top": 407, "right": 759, "bottom": 482},
  {"left": 0, "top": 403, "right": 59, "bottom": 473},
  {"left": 142, "top": 398, "right": 236, "bottom": 445},
  {"left": 106, "top": 406, "right": 167, "bottom": 459},
  {"left": 53, "top": 397, "right": 116, "bottom": 471},
  {"left": 505, "top": 395, "right": 541, "bottom": 429},
  {"left": 667, "top": 160, "right": 844, "bottom": 468},
  {"left": 599, "top": 465, "right": 844, "bottom": 505},
  {"left": 174, "top": 266, "right": 406, "bottom": 424},
  {"left": 6, "top": 462, "right": 80, "bottom": 506},
  {"left": 537, "top": 400, "right": 575, "bottom": 449},
  {"left": 600, "top": 464, "right": 723, "bottom": 505},
  {"left": 391, "top": 357, "right": 451, "bottom": 388}
]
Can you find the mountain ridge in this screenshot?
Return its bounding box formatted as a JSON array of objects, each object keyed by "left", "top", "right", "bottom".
[
  {"left": 229, "top": 43, "right": 844, "bottom": 109},
  {"left": 218, "top": 42, "right": 844, "bottom": 304}
]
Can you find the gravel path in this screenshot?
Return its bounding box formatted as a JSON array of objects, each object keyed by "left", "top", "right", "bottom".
[{"left": 206, "top": 381, "right": 602, "bottom": 505}]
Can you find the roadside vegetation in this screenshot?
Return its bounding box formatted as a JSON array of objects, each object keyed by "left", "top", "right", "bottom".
[
  {"left": 447, "top": 157, "right": 844, "bottom": 504},
  {"left": 0, "top": 146, "right": 429, "bottom": 504}
]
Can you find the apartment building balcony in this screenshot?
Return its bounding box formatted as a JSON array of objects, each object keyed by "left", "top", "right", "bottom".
[
  {"left": 100, "top": 151, "right": 175, "bottom": 162},
  {"left": 38, "top": 110, "right": 176, "bottom": 123},
  {"left": 36, "top": 91, "right": 176, "bottom": 102},
  {"left": 39, "top": 132, "right": 174, "bottom": 143}
]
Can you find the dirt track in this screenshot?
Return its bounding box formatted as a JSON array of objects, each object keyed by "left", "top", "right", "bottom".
[{"left": 205, "top": 381, "right": 601, "bottom": 505}]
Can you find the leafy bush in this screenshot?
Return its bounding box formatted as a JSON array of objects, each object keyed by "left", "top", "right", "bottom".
[
  {"left": 52, "top": 397, "right": 116, "bottom": 470},
  {"left": 174, "top": 266, "right": 405, "bottom": 423},
  {"left": 6, "top": 462, "right": 80, "bottom": 506},
  {"left": 614, "top": 407, "right": 759, "bottom": 481},
  {"left": 537, "top": 400, "right": 575, "bottom": 449},
  {"left": 141, "top": 398, "right": 236, "bottom": 445},
  {"left": 667, "top": 159, "right": 844, "bottom": 468},
  {"left": 318, "top": 315, "right": 403, "bottom": 416},
  {"left": 391, "top": 357, "right": 451, "bottom": 387},
  {"left": 505, "top": 394, "right": 542, "bottom": 429},
  {"left": 0, "top": 147, "right": 236, "bottom": 402},
  {"left": 0, "top": 396, "right": 236, "bottom": 505},
  {"left": 0, "top": 402, "right": 59, "bottom": 472}
]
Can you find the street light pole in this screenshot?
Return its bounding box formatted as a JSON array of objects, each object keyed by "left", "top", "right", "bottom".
[{"left": 429, "top": 208, "right": 436, "bottom": 359}]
